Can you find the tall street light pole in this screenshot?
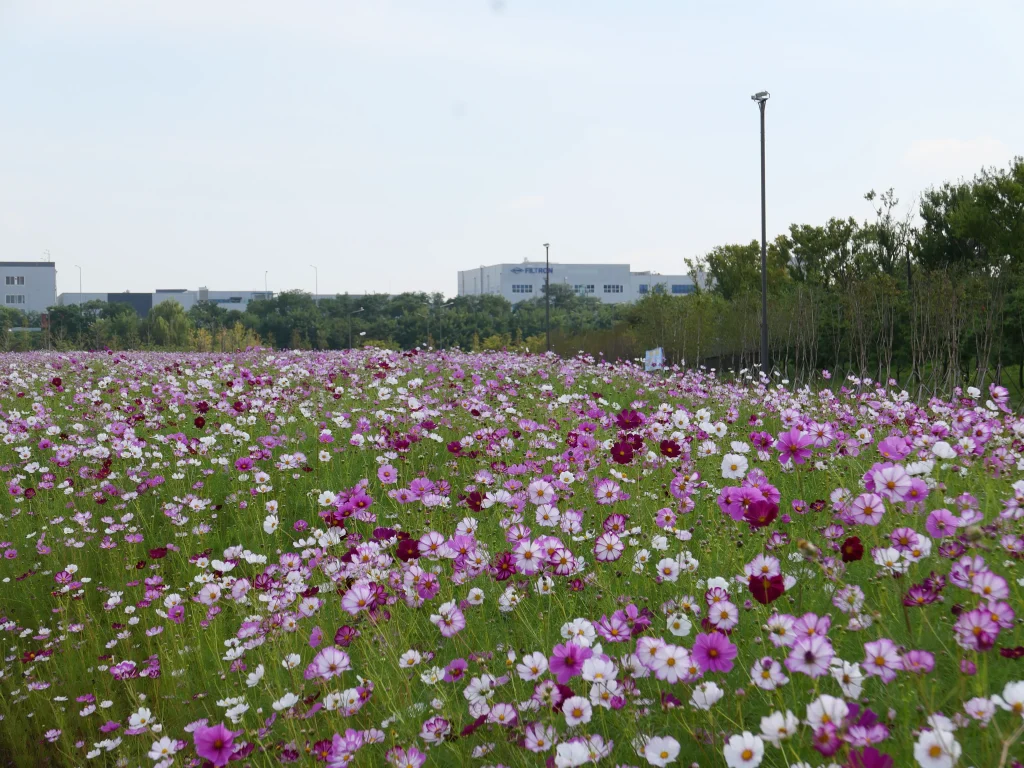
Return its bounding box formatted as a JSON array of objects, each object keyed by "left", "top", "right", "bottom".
[
  {"left": 543, "top": 243, "right": 550, "bottom": 353},
  {"left": 349, "top": 306, "right": 364, "bottom": 349},
  {"left": 264, "top": 271, "right": 268, "bottom": 294},
  {"left": 310, "top": 265, "right": 318, "bottom": 303},
  {"left": 751, "top": 91, "right": 770, "bottom": 375},
  {"left": 438, "top": 299, "right": 453, "bottom": 348},
  {"left": 75, "top": 265, "right": 82, "bottom": 305}
]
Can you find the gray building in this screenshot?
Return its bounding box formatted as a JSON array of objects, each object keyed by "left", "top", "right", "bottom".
[
  {"left": 59, "top": 287, "right": 273, "bottom": 317},
  {"left": 1, "top": 261, "right": 57, "bottom": 314},
  {"left": 457, "top": 261, "right": 697, "bottom": 304}
]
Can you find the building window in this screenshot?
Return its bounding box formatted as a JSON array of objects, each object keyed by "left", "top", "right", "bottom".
[
  {"left": 511, "top": 284, "right": 533, "bottom": 294},
  {"left": 5, "top": 276, "right": 25, "bottom": 286},
  {"left": 603, "top": 284, "right": 623, "bottom": 294},
  {"left": 573, "top": 284, "right": 595, "bottom": 295},
  {"left": 638, "top": 284, "right": 649, "bottom": 295},
  {"left": 5, "top": 294, "right": 26, "bottom": 305},
  {"left": 671, "top": 284, "right": 694, "bottom": 295}
]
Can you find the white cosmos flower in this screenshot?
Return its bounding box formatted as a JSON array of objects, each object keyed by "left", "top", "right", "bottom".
[
  {"left": 721, "top": 453, "right": 749, "bottom": 479},
  {"left": 642, "top": 735, "right": 680, "bottom": 767},
  {"left": 723, "top": 731, "right": 764, "bottom": 767},
  {"left": 272, "top": 692, "right": 299, "bottom": 711},
  {"left": 912, "top": 728, "right": 961, "bottom": 768},
  {"left": 245, "top": 664, "right": 264, "bottom": 688}
]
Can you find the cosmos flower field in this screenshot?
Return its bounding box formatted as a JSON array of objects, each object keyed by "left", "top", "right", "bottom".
[{"left": 1, "top": 349, "right": 1023, "bottom": 768}]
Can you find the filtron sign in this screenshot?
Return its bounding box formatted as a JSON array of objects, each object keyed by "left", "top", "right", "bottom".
[{"left": 509, "top": 267, "right": 553, "bottom": 274}]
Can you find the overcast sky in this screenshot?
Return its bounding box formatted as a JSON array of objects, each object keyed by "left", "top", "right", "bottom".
[{"left": 2, "top": 0, "right": 1022, "bottom": 298}]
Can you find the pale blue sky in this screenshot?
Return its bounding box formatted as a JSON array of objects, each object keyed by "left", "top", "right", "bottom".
[{"left": 1, "top": 1, "right": 1021, "bottom": 298}]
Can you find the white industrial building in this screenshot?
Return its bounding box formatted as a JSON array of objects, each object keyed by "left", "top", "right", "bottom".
[
  {"left": 457, "top": 261, "right": 697, "bottom": 304},
  {"left": 1, "top": 261, "right": 57, "bottom": 314}
]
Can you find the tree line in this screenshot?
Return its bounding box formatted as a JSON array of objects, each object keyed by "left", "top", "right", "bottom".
[
  {"left": 5, "top": 157, "right": 1022, "bottom": 397},
  {"left": 626, "top": 158, "right": 1024, "bottom": 397}
]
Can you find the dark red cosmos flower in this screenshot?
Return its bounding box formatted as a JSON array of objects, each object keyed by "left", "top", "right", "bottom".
[
  {"left": 610, "top": 441, "right": 634, "bottom": 465},
  {"left": 312, "top": 739, "right": 333, "bottom": 761},
  {"left": 466, "top": 491, "right": 483, "bottom": 512},
  {"left": 999, "top": 646, "right": 1024, "bottom": 659},
  {"left": 446, "top": 441, "right": 461, "bottom": 455},
  {"left": 253, "top": 573, "right": 273, "bottom": 591},
  {"left": 841, "top": 536, "right": 864, "bottom": 563},
  {"left": 51, "top": 377, "right": 62, "bottom": 388},
  {"left": 492, "top": 551, "right": 517, "bottom": 581},
  {"left": 396, "top": 539, "right": 420, "bottom": 562},
  {"left": 24, "top": 488, "right": 36, "bottom": 500},
  {"left": 615, "top": 409, "right": 642, "bottom": 430},
  {"left": 194, "top": 417, "right": 205, "bottom": 428},
  {"left": 903, "top": 585, "right": 938, "bottom": 607},
  {"left": 743, "top": 500, "right": 778, "bottom": 528},
  {"left": 334, "top": 625, "right": 360, "bottom": 646},
  {"left": 748, "top": 574, "right": 785, "bottom": 604},
  {"left": 660, "top": 439, "right": 681, "bottom": 458},
  {"left": 195, "top": 401, "right": 209, "bottom": 413},
  {"left": 460, "top": 714, "right": 486, "bottom": 738}
]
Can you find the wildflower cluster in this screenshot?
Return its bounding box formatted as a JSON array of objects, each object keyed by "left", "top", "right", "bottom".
[{"left": 0, "top": 350, "right": 1022, "bottom": 767}]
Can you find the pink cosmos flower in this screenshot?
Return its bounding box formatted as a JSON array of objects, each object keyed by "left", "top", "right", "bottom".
[
  {"left": 593, "top": 532, "right": 624, "bottom": 562},
  {"left": 954, "top": 607, "right": 999, "bottom": 651},
  {"left": 193, "top": 722, "right": 239, "bottom": 767},
  {"left": 549, "top": 641, "right": 593, "bottom": 683},
  {"left": 691, "top": 632, "right": 737, "bottom": 673},
  {"left": 873, "top": 465, "right": 911, "bottom": 502},
  {"left": 312, "top": 646, "right": 352, "bottom": 680},
  {"left": 925, "top": 508, "right": 959, "bottom": 538},
  {"left": 971, "top": 570, "right": 1009, "bottom": 601},
  {"left": 850, "top": 493, "right": 885, "bottom": 526},
  {"left": 775, "top": 428, "right": 814, "bottom": 465},
  {"left": 862, "top": 639, "right": 901, "bottom": 683},
  {"left": 785, "top": 635, "right": 834, "bottom": 678},
  {"left": 707, "top": 601, "right": 740, "bottom": 631},
  {"left": 341, "top": 583, "right": 375, "bottom": 615}
]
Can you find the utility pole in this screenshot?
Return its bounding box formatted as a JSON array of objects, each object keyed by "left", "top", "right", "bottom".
[
  {"left": 543, "top": 243, "right": 550, "bottom": 353},
  {"left": 349, "top": 306, "right": 364, "bottom": 349},
  {"left": 751, "top": 91, "right": 770, "bottom": 374}
]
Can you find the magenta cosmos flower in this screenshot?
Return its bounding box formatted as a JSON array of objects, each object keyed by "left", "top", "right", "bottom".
[
  {"left": 775, "top": 428, "right": 814, "bottom": 465},
  {"left": 193, "top": 722, "right": 240, "bottom": 767},
  {"left": 549, "top": 641, "right": 593, "bottom": 683},
  {"left": 691, "top": 632, "right": 737, "bottom": 673}
]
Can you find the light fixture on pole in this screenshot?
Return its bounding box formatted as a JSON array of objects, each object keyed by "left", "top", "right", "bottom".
[
  {"left": 75, "top": 265, "right": 82, "bottom": 305},
  {"left": 310, "top": 265, "right": 318, "bottom": 303},
  {"left": 750, "top": 90, "right": 770, "bottom": 375},
  {"left": 349, "top": 306, "right": 364, "bottom": 349},
  {"left": 543, "top": 243, "right": 550, "bottom": 353},
  {"left": 264, "top": 271, "right": 268, "bottom": 294}
]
